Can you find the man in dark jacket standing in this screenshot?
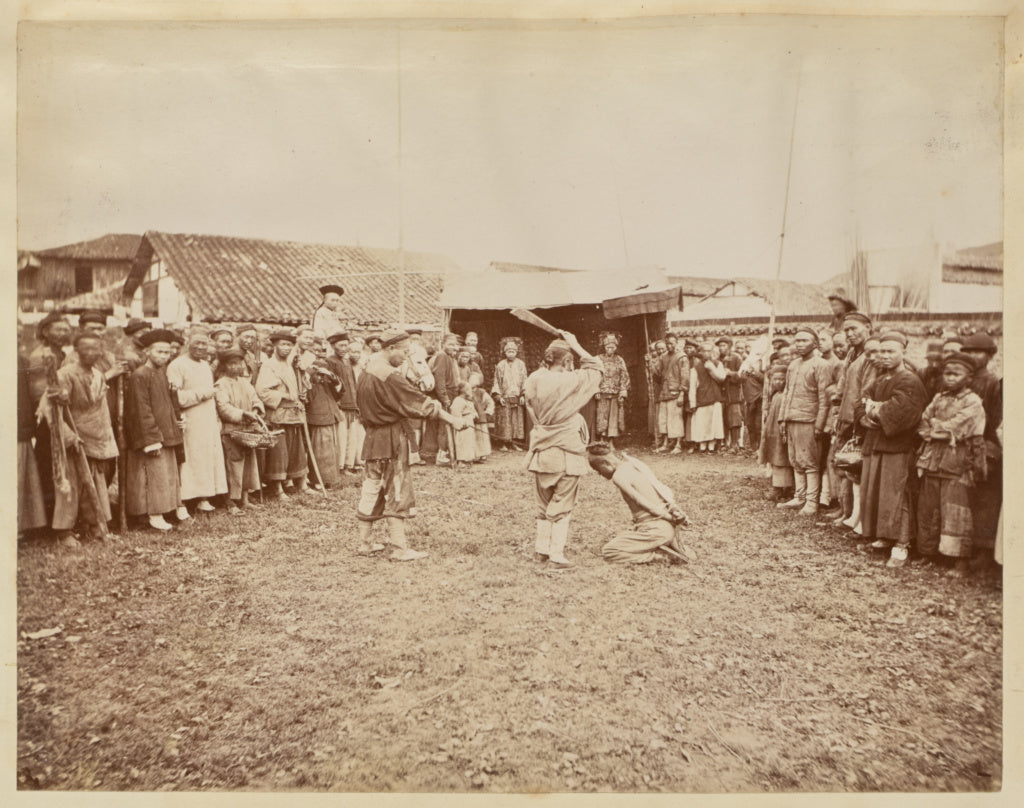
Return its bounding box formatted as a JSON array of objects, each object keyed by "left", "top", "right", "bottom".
[
  {"left": 856, "top": 331, "right": 929, "bottom": 568},
  {"left": 961, "top": 332, "right": 1002, "bottom": 566}
]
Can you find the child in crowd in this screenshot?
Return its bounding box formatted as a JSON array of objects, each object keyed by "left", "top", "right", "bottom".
[
  {"left": 758, "top": 364, "right": 795, "bottom": 503},
  {"left": 451, "top": 381, "right": 478, "bottom": 467},
  {"left": 469, "top": 372, "right": 493, "bottom": 462},
  {"left": 214, "top": 348, "right": 264, "bottom": 514},
  {"left": 915, "top": 352, "right": 987, "bottom": 575}
]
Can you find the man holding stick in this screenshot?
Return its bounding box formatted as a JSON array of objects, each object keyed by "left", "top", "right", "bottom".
[
  {"left": 523, "top": 329, "right": 602, "bottom": 569},
  {"left": 52, "top": 333, "right": 119, "bottom": 543}
]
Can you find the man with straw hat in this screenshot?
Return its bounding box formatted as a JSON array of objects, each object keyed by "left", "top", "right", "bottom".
[{"left": 826, "top": 288, "right": 858, "bottom": 334}]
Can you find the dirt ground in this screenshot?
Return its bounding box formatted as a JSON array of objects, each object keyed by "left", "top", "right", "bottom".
[{"left": 17, "top": 447, "right": 1002, "bottom": 793}]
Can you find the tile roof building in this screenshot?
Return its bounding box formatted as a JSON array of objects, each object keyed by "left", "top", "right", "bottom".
[
  {"left": 18, "top": 233, "right": 142, "bottom": 312},
  {"left": 121, "top": 231, "right": 459, "bottom": 327}
]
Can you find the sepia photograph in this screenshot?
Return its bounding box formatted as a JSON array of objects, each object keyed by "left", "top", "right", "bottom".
[{"left": 11, "top": 1, "right": 1013, "bottom": 797}]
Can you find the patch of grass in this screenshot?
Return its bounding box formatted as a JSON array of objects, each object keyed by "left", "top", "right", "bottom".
[{"left": 18, "top": 450, "right": 1002, "bottom": 792}]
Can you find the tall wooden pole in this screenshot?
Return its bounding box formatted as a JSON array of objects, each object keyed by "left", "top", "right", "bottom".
[
  {"left": 766, "top": 67, "right": 802, "bottom": 369},
  {"left": 396, "top": 26, "right": 406, "bottom": 327}
]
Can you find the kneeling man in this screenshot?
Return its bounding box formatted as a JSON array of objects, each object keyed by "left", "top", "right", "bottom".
[{"left": 587, "top": 443, "right": 695, "bottom": 565}]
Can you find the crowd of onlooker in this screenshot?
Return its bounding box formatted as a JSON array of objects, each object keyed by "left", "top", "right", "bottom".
[
  {"left": 15, "top": 307, "right": 638, "bottom": 546},
  {"left": 18, "top": 292, "right": 1002, "bottom": 576},
  {"left": 643, "top": 294, "right": 1002, "bottom": 576}
]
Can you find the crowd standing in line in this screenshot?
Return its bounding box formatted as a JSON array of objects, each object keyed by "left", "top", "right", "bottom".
[{"left": 17, "top": 285, "right": 1001, "bottom": 575}]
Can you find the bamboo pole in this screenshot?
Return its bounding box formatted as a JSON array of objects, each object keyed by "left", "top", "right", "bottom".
[
  {"left": 116, "top": 376, "right": 127, "bottom": 533},
  {"left": 766, "top": 66, "right": 802, "bottom": 369}
]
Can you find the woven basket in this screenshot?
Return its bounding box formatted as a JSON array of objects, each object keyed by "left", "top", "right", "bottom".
[{"left": 228, "top": 414, "right": 283, "bottom": 450}]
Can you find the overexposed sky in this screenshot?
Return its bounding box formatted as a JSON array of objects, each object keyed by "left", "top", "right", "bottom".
[{"left": 17, "top": 15, "right": 1003, "bottom": 283}]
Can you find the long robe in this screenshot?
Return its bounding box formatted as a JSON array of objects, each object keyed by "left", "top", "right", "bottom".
[
  {"left": 491, "top": 357, "right": 528, "bottom": 442},
  {"left": 124, "top": 363, "right": 183, "bottom": 516},
  {"left": 596, "top": 353, "right": 630, "bottom": 437},
  {"left": 168, "top": 355, "right": 227, "bottom": 500},
  {"left": 451, "top": 396, "right": 478, "bottom": 462},
  {"left": 18, "top": 354, "right": 47, "bottom": 531},
  {"left": 857, "top": 367, "right": 927, "bottom": 543}
]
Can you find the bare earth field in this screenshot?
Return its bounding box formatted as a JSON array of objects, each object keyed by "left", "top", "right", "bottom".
[{"left": 17, "top": 449, "right": 1002, "bottom": 793}]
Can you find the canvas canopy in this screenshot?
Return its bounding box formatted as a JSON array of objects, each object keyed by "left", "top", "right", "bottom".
[{"left": 441, "top": 266, "right": 682, "bottom": 319}]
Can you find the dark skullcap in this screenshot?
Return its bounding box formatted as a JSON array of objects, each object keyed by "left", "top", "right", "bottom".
[
  {"left": 318, "top": 284, "right": 345, "bottom": 297},
  {"left": 961, "top": 333, "right": 997, "bottom": 354},
  {"left": 138, "top": 328, "right": 177, "bottom": 347},
  {"left": 124, "top": 318, "right": 152, "bottom": 335},
  {"left": 78, "top": 310, "right": 107, "bottom": 327},
  {"left": 269, "top": 330, "right": 296, "bottom": 344},
  {"left": 943, "top": 352, "right": 977, "bottom": 372},
  {"left": 218, "top": 347, "right": 246, "bottom": 362},
  {"left": 37, "top": 311, "right": 70, "bottom": 337},
  {"left": 326, "top": 332, "right": 349, "bottom": 344},
  {"left": 878, "top": 330, "right": 908, "bottom": 348},
  {"left": 235, "top": 323, "right": 257, "bottom": 335},
  {"left": 793, "top": 327, "right": 819, "bottom": 344},
  {"left": 714, "top": 336, "right": 733, "bottom": 347},
  {"left": 842, "top": 312, "right": 872, "bottom": 328}
]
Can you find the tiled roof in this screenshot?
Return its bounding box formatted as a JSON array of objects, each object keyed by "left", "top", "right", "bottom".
[
  {"left": 943, "top": 242, "right": 1002, "bottom": 271},
  {"left": 441, "top": 266, "right": 677, "bottom": 311},
  {"left": 127, "top": 231, "right": 457, "bottom": 326},
  {"left": 489, "top": 261, "right": 590, "bottom": 274},
  {"left": 32, "top": 233, "right": 142, "bottom": 261},
  {"left": 677, "top": 277, "right": 831, "bottom": 321},
  {"left": 732, "top": 277, "right": 832, "bottom": 317},
  {"left": 665, "top": 275, "right": 731, "bottom": 298},
  {"left": 58, "top": 282, "right": 123, "bottom": 313}
]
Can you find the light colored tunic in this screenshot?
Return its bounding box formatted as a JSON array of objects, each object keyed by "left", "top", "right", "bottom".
[
  {"left": 168, "top": 355, "right": 227, "bottom": 500},
  {"left": 524, "top": 357, "right": 603, "bottom": 522},
  {"left": 451, "top": 396, "right": 478, "bottom": 462}
]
